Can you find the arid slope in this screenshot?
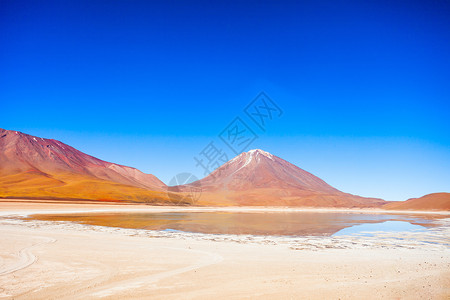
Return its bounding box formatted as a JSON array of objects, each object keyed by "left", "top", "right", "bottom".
[
  {"left": 0, "top": 129, "right": 178, "bottom": 203},
  {"left": 384, "top": 193, "right": 450, "bottom": 211}
]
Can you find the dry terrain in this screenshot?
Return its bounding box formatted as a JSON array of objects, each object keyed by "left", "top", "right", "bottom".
[
  {"left": 0, "top": 201, "right": 449, "bottom": 299},
  {"left": 384, "top": 193, "right": 450, "bottom": 211}
]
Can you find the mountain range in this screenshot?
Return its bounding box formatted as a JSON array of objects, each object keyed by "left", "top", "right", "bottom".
[
  {"left": 0, "top": 128, "right": 178, "bottom": 204},
  {"left": 0, "top": 128, "right": 448, "bottom": 210}
]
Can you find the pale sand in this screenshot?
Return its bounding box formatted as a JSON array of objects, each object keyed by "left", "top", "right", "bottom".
[{"left": 0, "top": 201, "right": 449, "bottom": 299}]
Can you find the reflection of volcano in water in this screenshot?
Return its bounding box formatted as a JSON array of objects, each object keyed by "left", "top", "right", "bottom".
[{"left": 27, "top": 212, "right": 443, "bottom": 237}]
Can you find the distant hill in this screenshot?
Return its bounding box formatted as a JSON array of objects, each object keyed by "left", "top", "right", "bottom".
[{"left": 384, "top": 193, "right": 450, "bottom": 211}]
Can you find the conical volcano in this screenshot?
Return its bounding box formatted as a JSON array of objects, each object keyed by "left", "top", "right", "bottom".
[{"left": 179, "top": 149, "right": 386, "bottom": 207}]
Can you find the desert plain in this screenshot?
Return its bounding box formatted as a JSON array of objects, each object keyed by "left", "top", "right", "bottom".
[{"left": 0, "top": 200, "right": 449, "bottom": 299}]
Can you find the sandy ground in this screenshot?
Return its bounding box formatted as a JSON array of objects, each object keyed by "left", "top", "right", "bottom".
[{"left": 0, "top": 201, "right": 449, "bottom": 299}]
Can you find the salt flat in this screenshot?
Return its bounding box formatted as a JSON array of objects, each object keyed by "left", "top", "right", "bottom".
[{"left": 0, "top": 201, "right": 449, "bottom": 299}]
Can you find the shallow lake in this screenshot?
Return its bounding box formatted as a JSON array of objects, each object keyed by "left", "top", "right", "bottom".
[{"left": 26, "top": 211, "right": 447, "bottom": 237}]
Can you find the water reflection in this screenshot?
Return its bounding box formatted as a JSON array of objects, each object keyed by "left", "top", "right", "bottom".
[
  {"left": 333, "top": 221, "right": 426, "bottom": 237},
  {"left": 27, "top": 211, "right": 445, "bottom": 237}
]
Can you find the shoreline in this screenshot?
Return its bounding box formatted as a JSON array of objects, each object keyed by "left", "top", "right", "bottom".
[
  {"left": 0, "top": 199, "right": 449, "bottom": 217},
  {"left": 1, "top": 201, "right": 450, "bottom": 252}
]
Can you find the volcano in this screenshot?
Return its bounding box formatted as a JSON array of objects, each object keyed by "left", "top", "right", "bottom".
[{"left": 179, "top": 149, "right": 386, "bottom": 207}]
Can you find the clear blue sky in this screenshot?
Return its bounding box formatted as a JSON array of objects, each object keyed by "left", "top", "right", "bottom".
[{"left": 1, "top": 0, "right": 449, "bottom": 201}]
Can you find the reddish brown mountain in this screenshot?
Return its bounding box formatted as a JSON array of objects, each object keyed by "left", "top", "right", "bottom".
[
  {"left": 0, "top": 128, "right": 173, "bottom": 203},
  {"left": 5, "top": 129, "right": 445, "bottom": 209},
  {"left": 384, "top": 193, "right": 450, "bottom": 211},
  {"left": 180, "top": 149, "right": 386, "bottom": 207}
]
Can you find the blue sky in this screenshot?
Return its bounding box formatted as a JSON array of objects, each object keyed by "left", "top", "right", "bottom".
[{"left": 1, "top": 0, "right": 449, "bottom": 201}]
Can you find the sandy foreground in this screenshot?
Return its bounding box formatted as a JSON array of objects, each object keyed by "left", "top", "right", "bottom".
[{"left": 0, "top": 201, "right": 449, "bottom": 299}]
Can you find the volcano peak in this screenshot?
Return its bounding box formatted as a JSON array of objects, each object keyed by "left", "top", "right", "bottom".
[{"left": 247, "top": 149, "right": 274, "bottom": 160}]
